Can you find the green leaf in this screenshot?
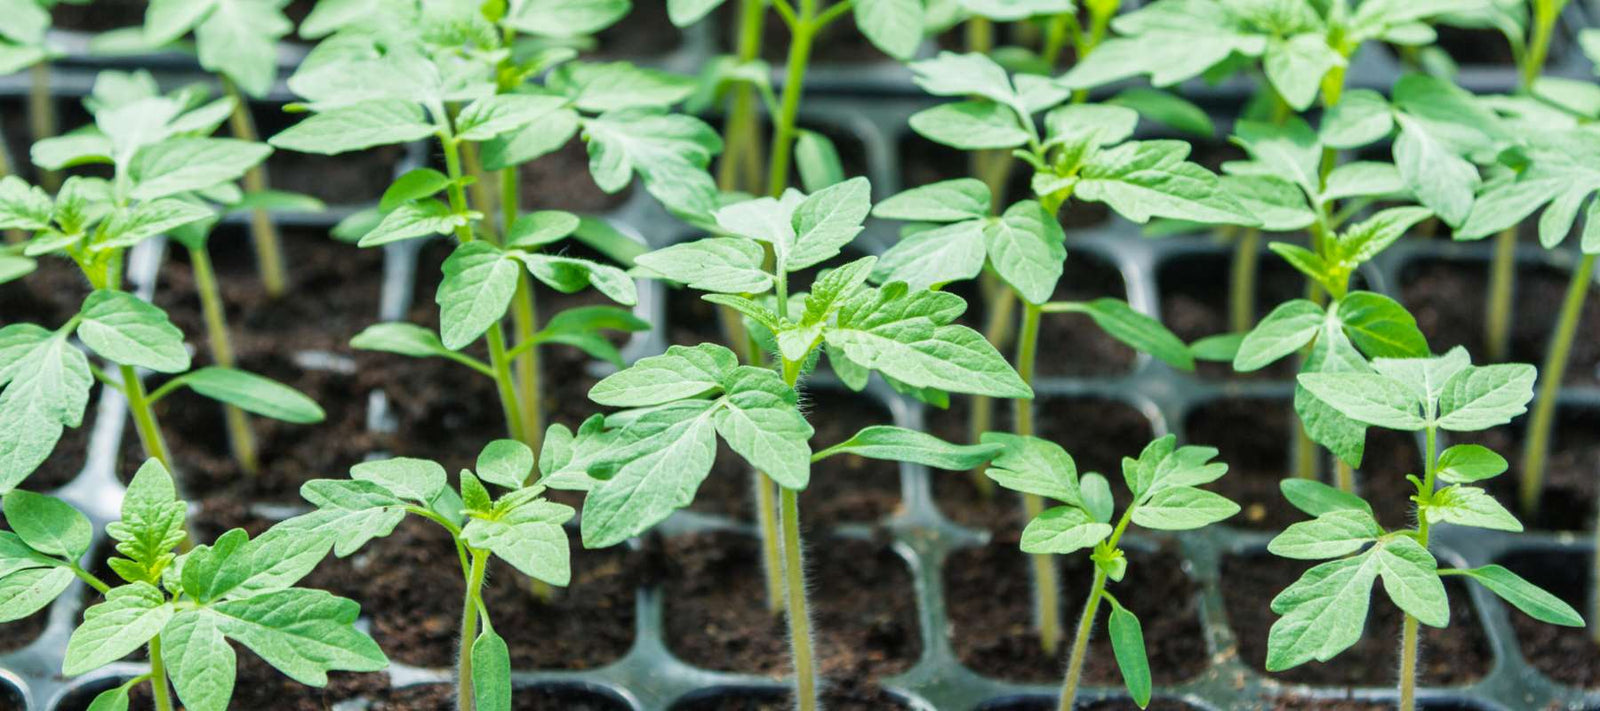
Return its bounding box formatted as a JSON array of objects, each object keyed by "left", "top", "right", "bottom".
[
  {"left": 815, "top": 426, "right": 1001, "bottom": 470},
  {"left": 1280, "top": 479, "right": 1374, "bottom": 518},
  {"left": 1372, "top": 536, "right": 1449, "bottom": 627},
  {"left": 1131, "top": 486, "right": 1239, "bottom": 530},
  {"left": 1266, "top": 549, "right": 1380, "bottom": 670},
  {"left": 795, "top": 130, "right": 845, "bottom": 193},
  {"left": 357, "top": 200, "right": 459, "bottom": 247},
  {"left": 1434, "top": 444, "right": 1507, "bottom": 484},
  {"left": 873, "top": 221, "right": 987, "bottom": 292},
  {"left": 504, "top": 0, "right": 629, "bottom": 37},
  {"left": 32, "top": 134, "right": 114, "bottom": 172},
  {"left": 437, "top": 242, "right": 519, "bottom": 351},
  {"left": 84, "top": 683, "right": 132, "bottom": 711},
  {"left": 1076, "top": 141, "right": 1257, "bottom": 226},
  {"left": 129, "top": 138, "right": 271, "bottom": 201},
  {"left": 1109, "top": 88, "right": 1213, "bottom": 138},
  {"left": 379, "top": 168, "right": 451, "bottom": 212},
  {"left": 1189, "top": 333, "right": 1242, "bottom": 362},
  {"left": 1263, "top": 33, "right": 1343, "bottom": 111},
  {"left": 636, "top": 238, "right": 770, "bottom": 294},
  {"left": 1319, "top": 89, "right": 1394, "bottom": 149},
  {"left": 171, "top": 367, "right": 326, "bottom": 424},
  {"left": 985, "top": 200, "right": 1065, "bottom": 305},
  {"left": 351, "top": 457, "right": 446, "bottom": 504},
  {"left": 0, "top": 530, "right": 61, "bottom": 579},
  {"left": 1322, "top": 162, "right": 1405, "bottom": 202},
  {"left": 210, "top": 588, "right": 388, "bottom": 685},
  {"left": 713, "top": 368, "right": 813, "bottom": 489},
  {"left": 462, "top": 501, "right": 573, "bottom": 585},
  {"left": 505, "top": 211, "right": 581, "bottom": 249},
  {"left": 161, "top": 609, "right": 234, "bottom": 711},
  {"left": 980, "top": 432, "right": 1079, "bottom": 504},
  {"left": 0, "top": 329, "right": 92, "bottom": 491},
  {"left": 1297, "top": 372, "right": 1425, "bottom": 430},
  {"left": 789, "top": 177, "right": 871, "bottom": 272},
  {"left": 537, "top": 305, "right": 649, "bottom": 367},
  {"left": 3, "top": 490, "right": 91, "bottom": 558},
  {"left": 1394, "top": 114, "right": 1479, "bottom": 228},
  {"left": 63, "top": 583, "right": 174, "bottom": 675},
  {"left": 909, "top": 101, "right": 1030, "bottom": 150},
  {"left": 589, "top": 343, "right": 734, "bottom": 407},
  {"left": 853, "top": 0, "right": 923, "bottom": 60},
  {"left": 1071, "top": 298, "right": 1195, "bottom": 371},
  {"left": 826, "top": 283, "right": 1030, "bottom": 398},
  {"left": 1423, "top": 485, "right": 1522, "bottom": 532},
  {"left": 1453, "top": 565, "right": 1584, "bottom": 627},
  {"left": 873, "top": 179, "right": 991, "bottom": 223},
  {"left": 1107, "top": 600, "right": 1152, "bottom": 708},
  {"left": 516, "top": 253, "right": 638, "bottom": 306},
  {"left": 1336, "top": 207, "right": 1432, "bottom": 267},
  {"left": 1268, "top": 509, "right": 1383, "bottom": 560},
  {"left": 471, "top": 630, "right": 512, "bottom": 711},
  {"left": 1234, "top": 299, "right": 1324, "bottom": 371},
  {"left": 1080, "top": 472, "right": 1114, "bottom": 524},
  {"left": 1230, "top": 119, "right": 1322, "bottom": 197},
  {"left": 194, "top": 0, "right": 289, "bottom": 97},
  {"left": 582, "top": 109, "right": 721, "bottom": 224},
  {"left": 476, "top": 440, "right": 534, "bottom": 490},
  {"left": 1336, "top": 292, "right": 1428, "bottom": 359},
  {"left": 291, "top": 482, "right": 407, "bottom": 556},
  {"left": 667, "top": 0, "right": 724, "bottom": 25},
  {"left": 1057, "top": 1, "right": 1266, "bottom": 91},
  {"left": 482, "top": 107, "right": 581, "bottom": 171},
  {"left": 1020, "top": 506, "right": 1112, "bottom": 555},
  {"left": 349, "top": 322, "right": 454, "bottom": 360},
  {"left": 0, "top": 566, "right": 73, "bottom": 622},
  {"left": 456, "top": 95, "right": 570, "bottom": 142},
  {"left": 107, "top": 459, "right": 186, "bottom": 583},
  {"left": 1269, "top": 242, "right": 1331, "bottom": 285},
  {"left": 1436, "top": 364, "right": 1536, "bottom": 431},
  {"left": 1219, "top": 176, "right": 1316, "bottom": 231},
  {"left": 77, "top": 290, "right": 190, "bottom": 373},
  {"left": 96, "top": 199, "right": 215, "bottom": 250},
  {"left": 0, "top": 176, "right": 53, "bottom": 231},
  {"left": 1370, "top": 348, "right": 1471, "bottom": 406},
  {"left": 550, "top": 61, "right": 695, "bottom": 113},
  {"left": 269, "top": 100, "right": 437, "bottom": 155},
  {"left": 579, "top": 401, "right": 719, "bottom": 548}
]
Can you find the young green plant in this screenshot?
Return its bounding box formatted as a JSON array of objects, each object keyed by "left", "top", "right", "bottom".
[
  {"left": 290, "top": 439, "right": 572, "bottom": 711},
  {"left": 1, "top": 458, "right": 387, "bottom": 711},
  {"left": 563, "top": 176, "right": 1028, "bottom": 711},
  {"left": 986, "top": 433, "right": 1238, "bottom": 710},
  {"left": 0, "top": 0, "right": 74, "bottom": 193},
  {"left": 1279, "top": 347, "right": 1584, "bottom": 711}
]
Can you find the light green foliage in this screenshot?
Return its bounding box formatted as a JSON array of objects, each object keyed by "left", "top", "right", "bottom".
[
  {"left": 985, "top": 433, "right": 1234, "bottom": 702},
  {"left": 813, "top": 426, "right": 1002, "bottom": 471},
  {"left": 141, "top": 0, "right": 293, "bottom": 96}
]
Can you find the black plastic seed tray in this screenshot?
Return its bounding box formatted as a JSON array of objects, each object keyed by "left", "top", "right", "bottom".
[{"left": 3, "top": 18, "right": 1600, "bottom": 709}]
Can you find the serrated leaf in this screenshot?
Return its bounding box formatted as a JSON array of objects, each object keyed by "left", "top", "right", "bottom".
[
  {"left": 1076, "top": 140, "right": 1258, "bottom": 226},
  {"left": 161, "top": 609, "right": 235, "bottom": 711},
  {"left": 1131, "top": 486, "right": 1238, "bottom": 530},
  {"left": 636, "top": 238, "right": 770, "bottom": 294},
  {"left": 712, "top": 369, "right": 813, "bottom": 489},
  {"left": 873, "top": 221, "right": 988, "bottom": 292},
  {"left": 1235, "top": 299, "right": 1324, "bottom": 371},
  {"left": 1436, "top": 364, "right": 1536, "bottom": 431},
  {"left": 579, "top": 401, "right": 719, "bottom": 548},
  {"left": 1298, "top": 372, "right": 1425, "bottom": 430},
  {"left": 1268, "top": 510, "right": 1383, "bottom": 560},
  {"left": 588, "top": 343, "right": 734, "bottom": 407},
  {"left": 437, "top": 242, "right": 519, "bottom": 350},
  {"left": 985, "top": 200, "right": 1065, "bottom": 305},
  {"left": 210, "top": 588, "right": 387, "bottom": 685},
  {"left": 463, "top": 502, "right": 572, "bottom": 585},
  {"left": 77, "top": 290, "right": 190, "bottom": 373},
  {"left": 270, "top": 100, "right": 437, "bottom": 155},
  {"left": 63, "top": 583, "right": 174, "bottom": 675},
  {"left": 909, "top": 101, "right": 1030, "bottom": 150},
  {"left": 980, "top": 432, "right": 1079, "bottom": 504},
  {"left": 1423, "top": 486, "right": 1522, "bottom": 532},
  {"left": 351, "top": 457, "right": 446, "bottom": 504},
  {"left": 476, "top": 440, "right": 534, "bottom": 490},
  {"left": 873, "top": 179, "right": 991, "bottom": 223},
  {"left": 815, "top": 426, "right": 1001, "bottom": 470},
  {"left": 1020, "top": 506, "right": 1112, "bottom": 554}
]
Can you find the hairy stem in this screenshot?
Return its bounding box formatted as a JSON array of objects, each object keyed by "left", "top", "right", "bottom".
[
  {"left": 1015, "top": 301, "right": 1063, "bottom": 653},
  {"left": 148, "top": 635, "right": 174, "bottom": 711},
  {"left": 122, "top": 364, "right": 173, "bottom": 470},
  {"left": 29, "top": 62, "right": 57, "bottom": 192},
  {"left": 1486, "top": 228, "right": 1518, "bottom": 362},
  {"left": 779, "top": 486, "right": 817, "bottom": 711},
  {"left": 188, "top": 243, "right": 258, "bottom": 474},
  {"left": 1521, "top": 253, "right": 1594, "bottom": 516},
  {"left": 1058, "top": 569, "right": 1108, "bottom": 711},
  {"left": 765, "top": 0, "right": 818, "bottom": 197},
  {"left": 1230, "top": 228, "right": 1261, "bottom": 333},
  {"left": 1401, "top": 425, "right": 1440, "bottom": 711},
  {"left": 458, "top": 549, "right": 489, "bottom": 711},
  {"left": 221, "top": 80, "right": 288, "bottom": 298}
]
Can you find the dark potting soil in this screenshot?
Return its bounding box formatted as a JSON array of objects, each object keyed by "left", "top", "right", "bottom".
[
  {"left": 52, "top": 0, "right": 148, "bottom": 32},
  {"left": 1497, "top": 549, "right": 1600, "bottom": 688},
  {"left": 945, "top": 542, "right": 1208, "bottom": 684},
  {"left": 105, "top": 673, "right": 628, "bottom": 711},
  {"left": 0, "top": 96, "right": 95, "bottom": 188},
  {"left": 516, "top": 139, "right": 635, "bottom": 215},
  {"left": 980, "top": 699, "right": 1200, "bottom": 710},
  {"left": 929, "top": 396, "right": 1155, "bottom": 532},
  {"left": 670, "top": 684, "right": 909, "bottom": 711},
  {"left": 1221, "top": 555, "right": 1491, "bottom": 687},
  {"left": 897, "top": 132, "right": 1111, "bottom": 230},
  {"left": 662, "top": 531, "right": 921, "bottom": 679},
  {"left": 1459, "top": 405, "right": 1600, "bottom": 533},
  {"left": 1401, "top": 259, "right": 1600, "bottom": 387},
  {"left": 331, "top": 516, "right": 642, "bottom": 670},
  {"left": 687, "top": 389, "right": 902, "bottom": 526},
  {"left": 1186, "top": 397, "right": 1300, "bottom": 530},
  {"left": 0, "top": 604, "right": 48, "bottom": 654},
  {"left": 594, "top": 0, "right": 683, "bottom": 57},
  {"left": 1158, "top": 249, "right": 1304, "bottom": 380}
]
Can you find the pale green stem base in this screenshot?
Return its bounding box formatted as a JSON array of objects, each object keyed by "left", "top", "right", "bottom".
[
  {"left": 1015, "top": 302, "right": 1063, "bottom": 653},
  {"left": 780, "top": 487, "right": 817, "bottom": 711},
  {"left": 0, "top": 120, "right": 22, "bottom": 244},
  {"left": 969, "top": 284, "right": 1017, "bottom": 498},
  {"left": 1335, "top": 459, "right": 1353, "bottom": 495},
  {"left": 122, "top": 364, "right": 173, "bottom": 470},
  {"left": 29, "top": 62, "right": 57, "bottom": 192},
  {"left": 1230, "top": 228, "right": 1261, "bottom": 334},
  {"left": 717, "top": 0, "right": 766, "bottom": 193},
  {"left": 459, "top": 549, "right": 489, "bottom": 711},
  {"left": 222, "top": 80, "right": 288, "bottom": 298},
  {"left": 148, "top": 635, "right": 174, "bottom": 711},
  {"left": 1486, "top": 228, "right": 1518, "bottom": 362},
  {"left": 758, "top": 472, "right": 786, "bottom": 614},
  {"left": 1520, "top": 253, "right": 1594, "bottom": 517},
  {"left": 189, "top": 243, "right": 258, "bottom": 474},
  {"left": 1399, "top": 614, "right": 1421, "bottom": 711},
  {"left": 1058, "top": 570, "right": 1108, "bottom": 711}
]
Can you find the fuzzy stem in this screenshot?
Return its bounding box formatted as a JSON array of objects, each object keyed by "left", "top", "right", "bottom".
[
  {"left": 1486, "top": 229, "right": 1518, "bottom": 362},
  {"left": 221, "top": 80, "right": 288, "bottom": 298},
  {"left": 1015, "top": 301, "right": 1063, "bottom": 653},
  {"left": 1521, "top": 253, "right": 1593, "bottom": 516},
  {"left": 122, "top": 364, "right": 173, "bottom": 470},
  {"left": 1230, "top": 228, "right": 1261, "bottom": 333},
  {"left": 443, "top": 138, "right": 527, "bottom": 442},
  {"left": 458, "top": 549, "right": 489, "bottom": 711},
  {"left": 1058, "top": 568, "right": 1108, "bottom": 711},
  {"left": 765, "top": 0, "right": 818, "bottom": 198},
  {"left": 188, "top": 243, "right": 258, "bottom": 475},
  {"left": 1400, "top": 425, "right": 1440, "bottom": 711},
  {"left": 148, "top": 635, "right": 174, "bottom": 711},
  {"left": 29, "top": 62, "right": 57, "bottom": 192},
  {"left": 779, "top": 485, "right": 816, "bottom": 711},
  {"left": 462, "top": 143, "right": 498, "bottom": 242}
]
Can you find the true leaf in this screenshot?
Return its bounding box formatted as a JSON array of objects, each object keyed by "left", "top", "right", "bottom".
[
  {"left": 1235, "top": 300, "right": 1324, "bottom": 371},
  {"left": 1435, "top": 364, "right": 1536, "bottom": 431},
  {"left": 3, "top": 490, "right": 91, "bottom": 558},
  {"left": 1107, "top": 600, "right": 1151, "bottom": 708},
  {"left": 1453, "top": 565, "right": 1584, "bottom": 627},
  {"left": 815, "top": 426, "right": 1001, "bottom": 470},
  {"left": 1131, "top": 486, "right": 1239, "bottom": 530},
  {"left": 269, "top": 100, "right": 437, "bottom": 155},
  {"left": 351, "top": 457, "right": 447, "bottom": 504},
  {"left": 1020, "top": 506, "right": 1112, "bottom": 555},
  {"left": 63, "top": 583, "right": 174, "bottom": 675},
  {"left": 77, "top": 290, "right": 190, "bottom": 373},
  {"left": 1434, "top": 444, "right": 1507, "bottom": 483},
  {"left": 171, "top": 367, "right": 326, "bottom": 424},
  {"left": 437, "top": 242, "right": 519, "bottom": 350},
  {"left": 1268, "top": 510, "right": 1383, "bottom": 560}
]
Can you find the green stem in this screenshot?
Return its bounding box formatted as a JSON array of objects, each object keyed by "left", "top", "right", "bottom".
[
  {"left": 221, "top": 79, "right": 287, "bottom": 298},
  {"left": 1230, "top": 228, "right": 1261, "bottom": 333},
  {"left": 1486, "top": 228, "right": 1517, "bottom": 362},
  {"left": 1401, "top": 425, "right": 1439, "bottom": 711},
  {"left": 1335, "top": 459, "right": 1354, "bottom": 494},
  {"left": 443, "top": 138, "right": 527, "bottom": 442},
  {"left": 1523, "top": 0, "right": 1567, "bottom": 89},
  {"left": 498, "top": 168, "right": 545, "bottom": 452},
  {"left": 148, "top": 635, "right": 174, "bottom": 711},
  {"left": 122, "top": 364, "right": 173, "bottom": 470},
  {"left": 1521, "top": 253, "right": 1593, "bottom": 516},
  {"left": 188, "top": 243, "right": 259, "bottom": 475},
  {"left": 717, "top": 0, "right": 767, "bottom": 193},
  {"left": 68, "top": 562, "right": 111, "bottom": 594},
  {"left": 29, "top": 62, "right": 57, "bottom": 192},
  {"left": 1015, "top": 301, "right": 1063, "bottom": 653},
  {"left": 458, "top": 549, "right": 489, "bottom": 711},
  {"left": 765, "top": 0, "right": 819, "bottom": 197},
  {"left": 756, "top": 471, "right": 786, "bottom": 613},
  {"left": 1057, "top": 569, "right": 1108, "bottom": 711},
  {"left": 968, "top": 285, "right": 1017, "bottom": 498},
  {"left": 779, "top": 486, "right": 816, "bottom": 711}
]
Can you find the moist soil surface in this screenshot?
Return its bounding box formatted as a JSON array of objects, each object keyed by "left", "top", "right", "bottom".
[
  {"left": 929, "top": 396, "right": 1154, "bottom": 532},
  {"left": 687, "top": 388, "right": 903, "bottom": 526},
  {"left": 1497, "top": 549, "right": 1600, "bottom": 688},
  {"left": 662, "top": 531, "right": 921, "bottom": 681},
  {"left": 1222, "top": 555, "right": 1491, "bottom": 687},
  {"left": 1401, "top": 259, "right": 1600, "bottom": 387},
  {"left": 1455, "top": 406, "right": 1600, "bottom": 532},
  {"left": 1159, "top": 249, "right": 1304, "bottom": 380},
  {"left": 945, "top": 542, "right": 1208, "bottom": 684},
  {"left": 104, "top": 675, "right": 628, "bottom": 711}
]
